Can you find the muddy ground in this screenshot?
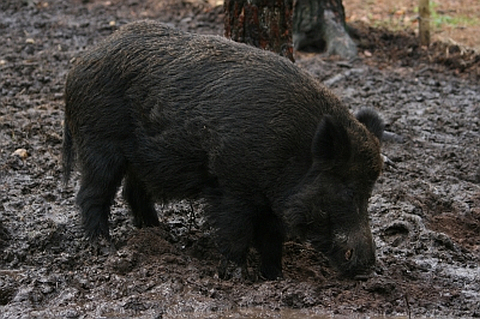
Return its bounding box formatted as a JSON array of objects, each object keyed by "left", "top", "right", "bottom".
[{"left": 1, "top": 0, "right": 479, "bottom": 318}]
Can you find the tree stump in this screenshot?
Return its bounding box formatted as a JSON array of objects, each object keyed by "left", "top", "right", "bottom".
[{"left": 224, "top": 0, "right": 295, "bottom": 62}]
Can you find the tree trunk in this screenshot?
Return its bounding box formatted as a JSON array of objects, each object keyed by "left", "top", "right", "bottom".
[
  {"left": 224, "top": 0, "right": 295, "bottom": 62},
  {"left": 293, "top": 0, "right": 357, "bottom": 59}
]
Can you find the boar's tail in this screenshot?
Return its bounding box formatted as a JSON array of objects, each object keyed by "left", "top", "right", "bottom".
[{"left": 62, "top": 122, "right": 74, "bottom": 186}]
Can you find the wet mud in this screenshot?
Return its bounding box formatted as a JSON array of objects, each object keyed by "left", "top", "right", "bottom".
[{"left": 1, "top": 0, "right": 479, "bottom": 318}]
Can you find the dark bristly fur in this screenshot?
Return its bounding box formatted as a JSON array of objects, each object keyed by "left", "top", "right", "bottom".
[
  {"left": 63, "top": 20, "right": 384, "bottom": 280},
  {"left": 62, "top": 122, "right": 73, "bottom": 186}
]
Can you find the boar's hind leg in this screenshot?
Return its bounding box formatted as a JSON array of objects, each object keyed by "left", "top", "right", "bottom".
[
  {"left": 123, "top": 169, "right": 160, "bottom": 228},
  {"left": 253, "top": 211, "right": 285, "bottom": 280},
  {"left": 76, "top": 157, "right": 126, "bottom": 240}
]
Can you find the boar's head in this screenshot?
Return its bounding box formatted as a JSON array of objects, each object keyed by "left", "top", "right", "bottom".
[{"left": 285, "top": 109, "right": 384, "bottom": 278}]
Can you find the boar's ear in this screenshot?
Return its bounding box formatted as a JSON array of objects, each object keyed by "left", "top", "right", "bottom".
[
  {"left": 355, "top": 108, "right": 385, "bottom": 142},
  {"left": 312, "top": 115, "right": 351, "bottom": 166}
]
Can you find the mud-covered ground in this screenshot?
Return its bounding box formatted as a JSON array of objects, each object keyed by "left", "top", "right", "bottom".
[{"left": 1, "top": 0, "right": 479, "bottom": 318}]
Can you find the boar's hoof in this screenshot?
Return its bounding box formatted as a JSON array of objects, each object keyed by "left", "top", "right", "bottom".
[
  {"left": 83, "top": 221, "right": 111, "bottom": 242},
  {"left": 260, "top": 264, "right": 283, "bottom": 281}
]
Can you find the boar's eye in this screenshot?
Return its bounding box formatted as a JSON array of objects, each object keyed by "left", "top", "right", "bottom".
[{"left": 345, "top": 249, "right": 353, "bottom": 261}]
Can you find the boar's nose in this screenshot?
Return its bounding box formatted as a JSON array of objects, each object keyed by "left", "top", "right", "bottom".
[
  {"left": 350, "top": 240, "right": 376, "bottom": 280},
  {"left": 352, "top": 237, "right": 376, "bottom": 278},
  {"left": 337, "top": 233, "right": 376, "bottom": 279}
]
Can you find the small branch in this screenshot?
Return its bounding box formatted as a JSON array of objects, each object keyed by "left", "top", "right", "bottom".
[{"left": 419, "top": 0, "right": 430, "bottom": 46}]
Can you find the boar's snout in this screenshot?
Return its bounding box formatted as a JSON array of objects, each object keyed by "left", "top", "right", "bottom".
[{"left": 330, "top": 227, "right": 376, "bottom": 278}]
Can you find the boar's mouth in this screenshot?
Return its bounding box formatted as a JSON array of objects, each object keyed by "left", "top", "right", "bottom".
[{"left": 310, "top": 233, "right": 376, "bottom": 279}]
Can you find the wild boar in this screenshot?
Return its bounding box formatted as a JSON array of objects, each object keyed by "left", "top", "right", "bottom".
[{"left": 63, "top": 20, "right": 384, "bottom": 280}]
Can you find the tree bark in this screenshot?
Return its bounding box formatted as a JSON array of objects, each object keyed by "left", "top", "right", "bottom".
[
  {"left": 224, "top": 0, "right": 295, "bottom": 62},
  {"left": 293, "top": 0, "right": 357, "bottom": 59},
  {"left": 224, "top": 0, "right": 355, "bottom": 60}
]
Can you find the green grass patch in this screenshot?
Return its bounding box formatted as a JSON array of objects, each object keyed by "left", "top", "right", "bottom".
[{"left": 415, "top": 2, "right": 480, "bottom": 29}]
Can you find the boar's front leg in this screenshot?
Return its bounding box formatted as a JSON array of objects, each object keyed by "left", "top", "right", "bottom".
[
  {"left": 208, "top": 194, "right": 253, "bottom": 279},
  {"left": 253, "top": 209, "right": 286, "bottom": 280},
  {"left": 208, "top": 193, "right": 285, "bottom": 280}
]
